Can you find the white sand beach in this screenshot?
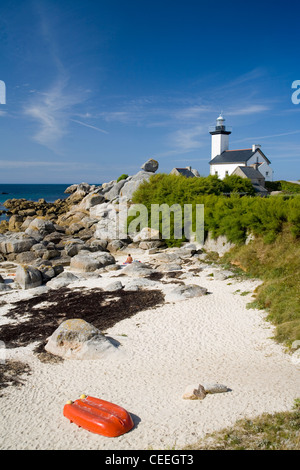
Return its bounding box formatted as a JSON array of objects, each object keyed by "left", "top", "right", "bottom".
[{"left": 0, "top": 250, "right": 299, "bottom": 450}]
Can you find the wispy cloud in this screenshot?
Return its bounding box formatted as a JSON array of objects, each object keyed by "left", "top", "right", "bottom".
[
  {"left": 24, "top": 77, "right": 85, "bottom": 149},
  {"left": 70, "top": 119, "right": 108, "bottom": 134},
  {"left": 232, "top": 129, "right": 300, "bottom": 144},
  {"left": 227, "top": 104, "right": 270, "bottom": 116},
  {"left": 173, "top": 105, "right": 212, "bottom": 120},
  {"left": 157, "top": 125, "right": 207, "bottom": 157},
  {"left": 23, "top": 3, "right": 96, "bottom": 150}
]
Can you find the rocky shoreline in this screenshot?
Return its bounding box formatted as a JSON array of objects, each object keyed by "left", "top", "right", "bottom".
[{"left": 0, "top": 159, "right": 171, "bottom": 290}]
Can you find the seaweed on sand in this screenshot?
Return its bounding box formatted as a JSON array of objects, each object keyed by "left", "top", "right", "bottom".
[
  {"left": 0, "top": 360, "right": 32, "bottom": 396},
  {"left": 0, "top": 287, "right": 165, "bottom": 353}
]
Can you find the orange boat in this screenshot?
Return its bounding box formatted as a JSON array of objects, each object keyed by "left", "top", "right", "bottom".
[{"left": 63, "top": 395, "right": 134, "bottom": 437}]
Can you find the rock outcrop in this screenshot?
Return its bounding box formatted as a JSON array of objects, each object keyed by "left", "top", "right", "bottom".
[
  {"left": 0, "top": 159, "right": 205, "bottom": 293},
  {"left": 15, "top": 265, "right": 43, "bottom": 290},
  {"left": 45, "top": 319, "right": 117, "bottom": 360}
]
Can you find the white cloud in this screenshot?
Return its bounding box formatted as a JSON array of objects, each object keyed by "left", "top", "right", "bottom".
[
  {"left": 227, "top": 105, "right": 270, "bottom": 116},
  {"left": 173, "top": 105, "right": 212, "bottom": 120},
  {"left": 157, "top": 125, "right": 207, "bottom": 157}
]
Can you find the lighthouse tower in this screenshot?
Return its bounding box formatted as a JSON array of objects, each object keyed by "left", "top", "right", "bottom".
[{"left": 209, "top": 113, "right": 231, "bottom": 160}]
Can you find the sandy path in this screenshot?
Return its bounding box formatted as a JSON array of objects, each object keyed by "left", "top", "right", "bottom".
[{"left": 0, "top": 254, "right": 299, "bottom": 450}]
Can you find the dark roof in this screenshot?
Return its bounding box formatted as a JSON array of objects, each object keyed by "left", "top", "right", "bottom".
[
  {"left": 174, "top": 168, "right": 195, "bottom": 178},
  {"left": 234, "top": 166, "right": 265, "bottom": 180},
  {"left": 210, "top": 149, "right": 254, "bottom": 165},
  {"left": 210, "top": 148, "right": 271, "bottom": 165}
]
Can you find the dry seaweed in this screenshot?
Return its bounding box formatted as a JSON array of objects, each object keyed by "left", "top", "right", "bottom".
[
  {"left": 145, "top": 272, "right": 164, "bottom": 281},
  {"left": 0, "top": 360, "right": 31, "bottom": 396},
  {"left": 0, "top": 287, "right": 165, "bottom": 353}
]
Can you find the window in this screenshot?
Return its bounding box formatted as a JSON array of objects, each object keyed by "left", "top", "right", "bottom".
[
  {"left": 266, "top": 171, "right": 269, "bottom": 176},
  {"left": 225, "top": 171, "right": 229, "bottom": 176},
  {"left": 215, "top": 171, "right": 218, "bottom": 176}
]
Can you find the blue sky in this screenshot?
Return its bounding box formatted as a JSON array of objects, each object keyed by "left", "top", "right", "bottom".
[{"left": 0, "top": 0, "right": 299, "bottom": 183}]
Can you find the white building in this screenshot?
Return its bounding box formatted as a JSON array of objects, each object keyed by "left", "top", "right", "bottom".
[{"left": 209, "top": 114, "right": 273, "bottom": 182}]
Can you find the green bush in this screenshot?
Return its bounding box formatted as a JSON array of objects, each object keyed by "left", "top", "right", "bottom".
[
  {"left": 265, "top": 180, "right": 300, "bottom": 194},
  {"left": 117, "top": 174, "right": 129, "bottom": 183},
  {"left": 131, "top": 174, "right": 300, "bottom": 245}
]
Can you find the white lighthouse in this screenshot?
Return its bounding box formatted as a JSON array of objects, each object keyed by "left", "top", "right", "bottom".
[{"left": 209, "top": 113, "right": 231, "bottom": 160}]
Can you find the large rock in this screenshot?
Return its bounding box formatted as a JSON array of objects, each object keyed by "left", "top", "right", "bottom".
[
  {"left": 46, "top": 272, "right": 79, "bottom": 289},
  {"left": 166, "top": 284, "right": 207, "bottom": 301},
  {"left": 25, "top": 218, "right": 56, "bottom": 242},
  {"left": 104, "top": 281, "right": 123, "bottom": 292},
  {"left": 157, "top": 263, "right": 182, "bottom": 272},
  {"left": 8, "top": 214, "right": 24, "bottom": 232},
  {"left": 43, "top": 232, "right": 64, "bottom": 244},
  {"left": 120, "top": 171, "right": 152, "bottom": 201},
  {"left": 103, "top": 179, "right": 126, "bottom": 201},
  {"left": 70, "top": 254, "right": 100, "bottom": 272},
  {"left": 203, "top": 383, "right": 229, "bottom": 394},
  {"left": 77, "top": 191, "right": 105, "bottom": 210},
  {"left": 45, "top": 319, "right": 117, "bottom": 360},
  {"left": 70, "top": 252, "right": 115, "bottom": 272},
  {"left": 38, "top": 264, "right": 64, "bottom": 283},
  {"left": 64, "top": 183, "right": 94, "bottom": 200},
  {"left": 0, "top": 234, "right": 37, "bottom": 255},
  {"left": 15, "top": 251, "right": 39, "bottom": 264},
  {"left": 15, "top": 265, "right": 43, "bottom": 290},
  {"left": 141, "top": 158, "right": 159, "bottom": 173},
  {"left": 153, "top": 252, "right": 179, "bottom": 263},
  {"left": 182, "top": 384, "right": 206, "bottom": 400},
  {"left": 132, "top": 227, "right": 160, "bottom": 242},
  {"left": 93, "top": 202, "right": 129, "bottom": 241},
  {"left": 122, "top": 262, "right": 156, "bottom": 277},
  {"left": 204, "top": 233, "right": 235, "bottom": 256}
]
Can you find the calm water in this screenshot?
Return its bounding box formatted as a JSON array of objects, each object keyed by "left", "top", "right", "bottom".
[{"left": 0, "top": 184, "right": 71, "bottom": 221}]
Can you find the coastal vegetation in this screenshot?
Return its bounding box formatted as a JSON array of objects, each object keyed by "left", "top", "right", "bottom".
[
  {"left": 222, "top": 228, "right": 300, "bottom": 346},
  {"left": 117, "top": 173, "right": 129, "bottom": 182},
  {"left": 132, "top": 173, "right": 300, "bottom": 346},
  {"left": 132, "top": 173, "right": 300, "bottom": 244},
  {"left": 265, "top": 180, "right": 300, "bottom": 194},
  {"left": 185, "top": 399, "right": 300, "bottom": 450}
]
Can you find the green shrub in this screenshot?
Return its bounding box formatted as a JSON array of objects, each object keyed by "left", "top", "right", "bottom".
[
  {"left": 117, "top": 174, "right": 129, "bottom": 183},
  {"left": 131, "top": 174, "right": 300, "bottom": 245}
]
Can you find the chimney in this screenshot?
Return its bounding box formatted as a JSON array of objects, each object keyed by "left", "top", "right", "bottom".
[
  {"left": 186, "top": 166, "right": 192, "bottom": 172},
  {"left": 252, "top": 144, "right": 261, "bottom": 152},
  {"left": 251, "top": 163, "right": 260, "bottom": 171}
]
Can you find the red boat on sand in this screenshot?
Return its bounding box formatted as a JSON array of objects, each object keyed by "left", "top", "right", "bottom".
[{"left": 63, "top": 395, "right": 134, "bottom": 437}]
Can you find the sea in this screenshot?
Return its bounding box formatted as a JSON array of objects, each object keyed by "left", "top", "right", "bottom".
[{"left": 0, "top": 184, "right": 72, "bottom": 221}]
